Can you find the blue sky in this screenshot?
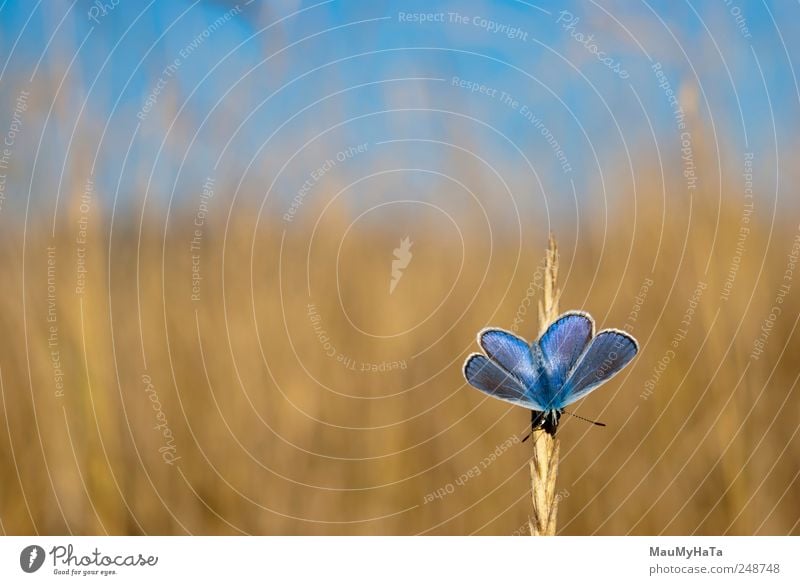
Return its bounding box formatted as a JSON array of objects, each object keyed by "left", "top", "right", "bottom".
[{"left": 0, "top": 0, "right": 797, "bottom": 218}]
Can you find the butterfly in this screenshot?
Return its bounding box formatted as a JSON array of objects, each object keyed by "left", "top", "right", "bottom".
[{"left": 463, "top": 311, "right": 638, "bottom": 436}]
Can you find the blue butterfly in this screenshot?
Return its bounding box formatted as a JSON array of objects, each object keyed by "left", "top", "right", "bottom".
[{"left": 463, "top": 311, "right": 638, "bottom": 435}]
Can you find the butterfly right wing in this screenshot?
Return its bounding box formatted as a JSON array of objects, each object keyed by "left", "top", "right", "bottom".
[
  {"left": 463, "top": 354, "right": 546, "bottom": 411},
  {"left": 538, "top": 311, "right": 594, "bottom": 391},
  {"left": 552, "top": 329, "right": 638, "bottom": 408}
]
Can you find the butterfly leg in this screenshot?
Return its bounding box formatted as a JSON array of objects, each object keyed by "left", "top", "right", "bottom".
[
  {"left": 521, "top": 410, "right": 545, "bottom": 442},
  {"left": 541, "top": 410, "right": 563, "bottom": 436}
]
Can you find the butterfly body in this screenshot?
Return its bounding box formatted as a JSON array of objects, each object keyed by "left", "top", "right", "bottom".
[
  {"left": 533, "top": 408, "right": 562, "bottom": 436},
  {"left": 463, "top": 311, "right": 638, "bottom": 435}
]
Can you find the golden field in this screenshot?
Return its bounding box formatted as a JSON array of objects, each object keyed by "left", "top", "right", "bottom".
[{"left": 0, "top": 106, "right": 798, "bottom": 536}]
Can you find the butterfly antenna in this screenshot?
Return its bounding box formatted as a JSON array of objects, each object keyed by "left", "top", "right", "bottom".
[{"left": 563, "top": 411, "right": 606, "bottom": 427}]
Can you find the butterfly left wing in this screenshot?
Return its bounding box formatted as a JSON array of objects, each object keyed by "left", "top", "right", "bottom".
[
  {"left": 463, "top": 354, "right": 545, "bottom": 410},
  {"left": 551, "top": 329, "right": 638, "bottom": 408},
  {"left": 478, "top": 328, "right": 543, "bottom": 389}
]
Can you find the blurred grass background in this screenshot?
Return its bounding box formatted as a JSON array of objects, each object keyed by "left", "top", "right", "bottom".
[{"left": 0, "top": 1, "right": 799, "bottom": 535}]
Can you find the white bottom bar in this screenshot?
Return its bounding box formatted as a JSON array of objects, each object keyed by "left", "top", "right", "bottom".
[{"left": 1, "top": 536, "right": 797, "bottom": 584}]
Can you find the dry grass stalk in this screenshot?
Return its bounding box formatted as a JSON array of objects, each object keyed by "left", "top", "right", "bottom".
[
  {"left": 537, "top": 234, "right": 561, "bottom": 337},
  {"left": 529, "top": 234, "right": 561, "bottom": 536}
]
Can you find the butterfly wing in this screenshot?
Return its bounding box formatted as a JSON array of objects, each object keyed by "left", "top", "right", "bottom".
[
  {"left": 463, "top": 354, "right": 545, "bottom": 410},
  {"left": 478, "top": 328, "right": 543, "bottom": 389},
  {"left": 537, "top": 311, "right": 594, "bottom": 391},
  {"left": 551, "top": 329, "right": 638, "bottom": 408}
]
